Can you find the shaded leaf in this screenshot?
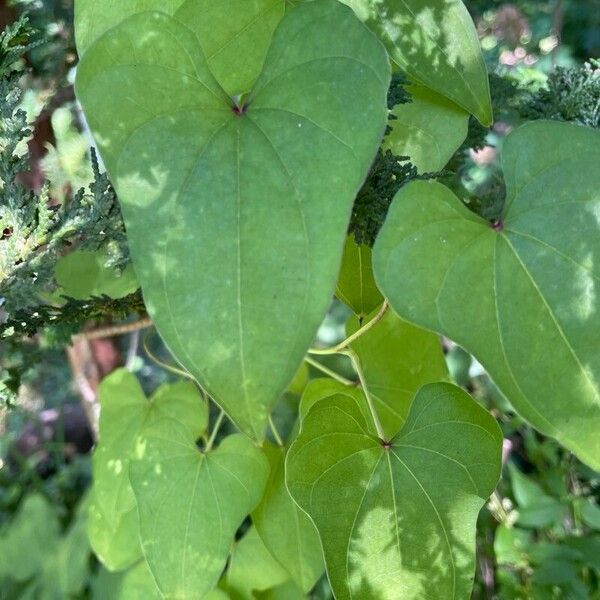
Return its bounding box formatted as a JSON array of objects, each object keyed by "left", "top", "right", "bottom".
[
  {"left": 253, "top": 444, "right": 324, "bottom": 592},
  {"left": 89, "top": 370, "right": 207, "bottom": 571},
  {"left": 76, "top": 0, "right": 391, "bottom": 440},
  {"left": 348, "top": 307, "right": 449, "bottom": 437},
  {"left": 339, "top": 0, "right": 492, "bottom": 124},
  {"left": 385, "top": 84, "right": 469, "bottom": 172},
  {"left": 336, "top": 236, "right": 383, "bottom": 318},
  {"left": 130, "top": 418, "right": 269, "bottom": 599},
  {"left": 374, "top": 121, "right": 600, "bottom": 469}
]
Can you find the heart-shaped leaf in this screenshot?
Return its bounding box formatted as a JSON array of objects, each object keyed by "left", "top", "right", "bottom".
[
  {"left": 76, "top": 0, "right": 391, "bottom": 440},
  {"left": 286, "top": 382, "right": 502, "bottom": 599},
  {"left": 374, "top": 121, "right": 600, "bottom": 469},
  {"left": 89, "top": 370, "right": 207, "bottom": 571},
  {"left": 385, "top": 84, "right": 469, "bottom": 172},
  {"left": 347, "top": 308, "right": 449, "bottom": 437},
  {"left": 252, "top": 444, "right": 324, "bottom": 592},
  {"left": 339, "top": 0, "right": 492, "bottom": 125},
  {"left": 76, "top": 0, "right": 286, "bottom": 95},
  {"left": 130, "top": 418, "right": 269, "bottom": 598}
]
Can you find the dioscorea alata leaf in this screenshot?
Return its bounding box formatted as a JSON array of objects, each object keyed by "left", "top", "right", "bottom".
[
  {"left": 76, "top": 0, "right": 286, "bottom": 95},
  {"left": 374, "top": 121, "right": 600, "bottom": 469},
  {"left": 129, "top": 419, "right": 269, "bottom": 599},
  {"left": 339, "top": 0, "right": 493, "bottom": 125},
  {"left": 286, "top": 382, "right": 503, "bottom": 600},
  {"left": 76, "top": 0, "right": 391, "bottom": 440},
  {"left": 88, "top": 370, "right": 207, "bottom": 571}
]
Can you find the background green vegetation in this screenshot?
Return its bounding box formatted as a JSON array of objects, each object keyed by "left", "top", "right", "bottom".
[{"left": 0, "top": 0, "right": 598, "bottom": 598}]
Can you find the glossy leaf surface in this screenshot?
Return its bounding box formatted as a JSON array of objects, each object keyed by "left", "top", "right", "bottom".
[
  {"left": 76, "top": 0, "right": 391, "bottom": 439},
  {"left": 287, "top": 383, "right": 502, "bottom": 599},
  {"left": 374, "top": 121, "right": 600, "bottom": 469}
]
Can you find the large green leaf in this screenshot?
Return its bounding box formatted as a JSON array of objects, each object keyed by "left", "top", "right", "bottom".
[
  {"left": 253, "top": 444, "right": 324, "bottom": 592},
  {"left": 339, "top": 0, "right": 492, "bottom": 125},
  {"left": 286, "top": 383, "right": 502, "bottom": 599},
  {"left": 347, "top": 308, "right": 449, "bottom": 437},
  {"left": 76, "top": 0, "right": 285, "bottom": 95},
  {"left": 385, "top": 84, "right": 469, "bottom": 172},
  {"left": 373, "top": 121, "right": 600, "bottom": 469},
  {"left": 89, "top": 370, "right": 207, "bottom": 571},
  {"left": 92, "top": 561, "right": 162, "bottom": 600},
  {"left": 335, "top": 236, "right": 384, "bottom": 318},
  {"left": 130, "top": 418, "right": 269, "bottom": 599},
  {"left": 76, "top": 0, "right": 391, "bottom": 440}
]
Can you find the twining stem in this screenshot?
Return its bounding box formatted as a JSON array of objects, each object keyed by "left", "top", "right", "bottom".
[
  {"left": 79, "top": 317, "right": 153, "bottom": 340},
  {"left": 205, "top": 409, "right": 225, "bottom": 452},
  {"left": 308, "top": 300, "right": 389, "bottom": 355},
  {"left": 268, "top": 416, "right": 284, "bottom": 447},
  {"left": 343, "top": 348, "right": 387, "bottom": 441},
  {"left": 304, "top": 355, "right": 356, "bottom": 386}
]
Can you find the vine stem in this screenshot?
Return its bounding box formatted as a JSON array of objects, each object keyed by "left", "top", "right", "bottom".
[
  {"left": 79, "top": 317, "right": 153, "bottom": 340},
  {"left": 142, "top": 332, "right": 193, "bottom": 380},
  {"left": 308, "top": 300, "right": 389, "bottom": 355},
  {"left": 268, "top": 416, "right": 284, "bottom": 447},
  {"left": 343, "top": 348, "right": 386, "bottom": 442},
  {"left": 304, "top": 355, "right": 355, "bottom": 386},
  {"left": 205, "top": 410, "right": 225, "bottom": 452}
]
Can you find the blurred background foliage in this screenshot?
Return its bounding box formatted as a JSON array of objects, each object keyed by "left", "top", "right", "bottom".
[{"left": 0, "top": 1, "right": 598, "bottom": 598}]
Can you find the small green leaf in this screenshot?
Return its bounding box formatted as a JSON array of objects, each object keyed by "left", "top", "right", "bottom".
[
  {"left": 286, "top": 382, "right": 502, "bottom": 600},
  {"left": 385, "top": 84, "right": 469, "bottom": 172},
  {"left": 89, "top": 370, "right": 207, "bottom": 571},
  {"left": 336, "top": 236, "right": 384, "bottom": 318},
  {"left": 55, "top": 250, "right": 138, "bottom": 300},
  {"left": 339, "top": 0, "right": 493, "bottom": 124},
  {"left": 374, "top": 121, "right": 600, "bottom": 469},
  {"left": 76, "top": 0, "right": 391, "bottom": 440},
  {"left": 224, "top": 527, "right": 290, "bottom": 599},
  {"left": 348, "top": 308, "right": 449, "bottom": 437},
  {"left": 253, "top": 444, "right": 324, "bottom": 592},
  {"left": 130, "top": 419, "right": 269, "bottom": 599}
]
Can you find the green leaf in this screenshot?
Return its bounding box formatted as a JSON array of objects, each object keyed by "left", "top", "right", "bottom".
[
  {"left": 493, "top": 524, "right": 531, "bottom": 567},
  {"left": 89, "top": 369, "right": 207, "bottom": 571},
  {"left": 224, "top": 527, "right": 290, "bottom": 599},
  {"left": 339, "top": 0, "right": 492, "bottom": 125},
  {"left": 55, "top": 250, "right": 138, "bottom": 300},
  {"left": 374, "top": 121, "right": 600, "bottom": 469},
  {"left": 76, "top": 0, "right": 391, "bottom": 440},
  {"left": 336, "top": 236, "right": 384, "bottom": 318},
  {"left": 347, "top": 308, "right": 449, "bottom": 437},
  {"left": 385, "top": 84, "right": 469, "bottom": 172},
  {"left": 76, "top": 0, "right": 285, "bottom": 94},
  {"left": 92, "top": 561, "right": 162, "bottom": 600},
  {"left": 254, "top": 581, "right": 306, "bottom": 600},
  {"left": 252, "top": 444, "right": 324, "bottom": 592},
  {"left": 130, "top": 418, "right": 269, "bottom": 599},
  {"left": 286, "top": 382, "right": 502, "bottom": 599}
]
